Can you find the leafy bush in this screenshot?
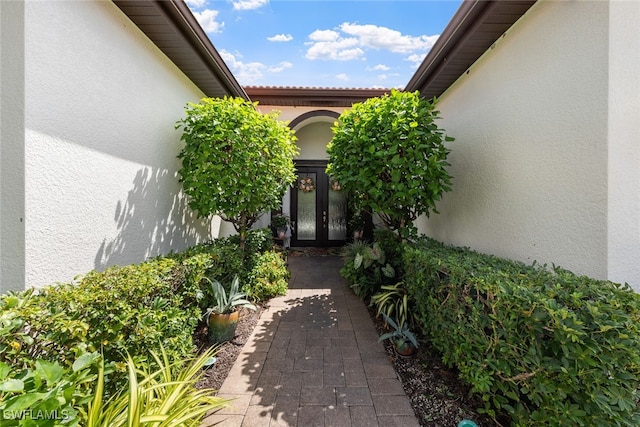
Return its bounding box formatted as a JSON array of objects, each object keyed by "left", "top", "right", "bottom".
[
  {"left": 340, "top": 241, "right": 395, "bottom": 300},
  {"left": 327, "top": 89, "right": 453, "bottom": 239},
  {"left": 176, "top": 96, "right": 298, "bottom": 249},
  {"left": 244, "top": 250, "right": 289, "bottom": 302},
  {"left": 0, "top": 259, "right": 201, "bottom": 398},
  {"left": 373, "top": 228, "right": 405, "bottom": 275},
  {"left": 0, "top": 227, "right": 289, "bottom": 423},
  {"left": 0, "top": 351, "right": 100, "bottom": 427},
  {"left": 404, "top": 237, "right": 640, "bottom": 426}
]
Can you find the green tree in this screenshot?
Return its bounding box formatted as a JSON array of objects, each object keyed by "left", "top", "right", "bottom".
[
  {"left": 327, "top": 89, "right": 453, "bottom": 239},
  {"left": 176, "top": 97, "right": 299, "bottom": 249}
]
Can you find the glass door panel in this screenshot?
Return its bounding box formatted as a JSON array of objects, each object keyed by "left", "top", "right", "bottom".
[
  {"left": 296, "top": 172, "right": 317, "bottom": 240},
  {"left": 328, "top": 181, "right": 347, "bottom": 241},
  {"left": 291, "top": 162, "right": 348, "bottom": 247}
]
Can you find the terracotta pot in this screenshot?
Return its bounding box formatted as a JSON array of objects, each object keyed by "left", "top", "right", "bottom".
[{"left": 207, "top": 311, "right": 239, "bottom": 343}]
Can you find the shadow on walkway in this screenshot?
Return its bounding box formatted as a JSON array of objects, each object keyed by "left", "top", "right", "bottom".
[{"left": 202, "top": 256, "right": 418, "bottom": 427}]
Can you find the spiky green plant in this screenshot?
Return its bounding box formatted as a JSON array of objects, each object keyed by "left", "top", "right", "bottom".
[{"left": 84, "top": 346, "right": 229, "bottom": 427}]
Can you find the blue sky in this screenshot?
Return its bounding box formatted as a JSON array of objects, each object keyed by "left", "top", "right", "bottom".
[{"left": 185, "top": 0, "right": 463, "bottom": 89}]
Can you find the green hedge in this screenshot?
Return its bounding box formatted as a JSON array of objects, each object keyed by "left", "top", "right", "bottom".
[
  {"left": 0, "top": 228, "right": 288, "bottom": 409},
  {"left": 404, "top": 237, "right": 640, "bottom": 426}
]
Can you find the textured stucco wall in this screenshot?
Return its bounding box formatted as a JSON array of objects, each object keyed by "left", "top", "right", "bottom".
[
  {"left": 607, "top": 1, "right": 640, "bottom": 290},
  {"left": 0, "top": 1, "right": 26, "bottom": 294},
  {"left": 23, "top": 1, "right": 216, "bottom": 288},
  {"left": 417, "top": 1, "right": 610, "bottom": 281}
]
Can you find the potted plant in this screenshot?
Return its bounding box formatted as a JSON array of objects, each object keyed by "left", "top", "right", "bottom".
[
  {"left": 271, "top": 214, "right": 290, "bottom": 239},
  {"left": 378, "top": 314, "right": 419, "bottom": 357},
  {"left": 205, "top": 275, "right": 256, "bottom": 343}
]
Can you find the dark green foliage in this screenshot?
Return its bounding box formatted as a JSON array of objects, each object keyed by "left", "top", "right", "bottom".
[
  {"left": 373, "top": 228, "right": 405, "bottom": 275},
  {"left": 0, "top": 260, "right": 199, "bottom": 390},
  {"left": 340, "top": 240, "right": 395, "bottom": 300},
  {"left": 176, "top": 97, "right": 298, "bottom": 249},
  {"left": 404, "top": 237, "right": 640, "bottom": 426},
  {"left": 327, "top": 89, "right": 453, "bottom": 238},
  {"left": 244, "top": 250, "right": 289, "bottom": 302},
  {"left": 0, "top": 351, "right": 100, "bottom": 427},
  {"left": 0, "top": 228, "right": 291, "bottom": 425}
]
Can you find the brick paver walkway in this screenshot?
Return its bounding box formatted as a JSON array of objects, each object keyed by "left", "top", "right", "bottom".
[{"left": 202, "top": 256, "right": 419, "bottom": 427}]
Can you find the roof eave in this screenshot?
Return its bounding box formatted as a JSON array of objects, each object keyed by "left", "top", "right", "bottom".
[
  {"left": 113, "top": 0, "right": 248, "bottom": 100},
  {"left": 244, "top": 86, "right": 390, "bottom": 107},
  {"left": 405, "top": 0, "right": 537, "bottom": 99}
]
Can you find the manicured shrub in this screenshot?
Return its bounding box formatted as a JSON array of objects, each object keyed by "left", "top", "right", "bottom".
[
  {"left": 0, "top": 259, "right": 201, "bottom": 399},
  {"left": 327, "top": 89, "right": 453, "bottom": 239},
  {"left": 0, "top": 227, "right": 290, "bottom": 423},
  {"left": 177, "top": 96, "right": 298, "bottom": 250},
  {"left": 404, "top": 237, "right": 640, "bottom": 426},
  {"left": 244, "top": 250, "right": 289, "bottom": 302}
]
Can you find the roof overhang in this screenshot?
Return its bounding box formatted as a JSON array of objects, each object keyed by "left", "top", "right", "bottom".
[
  {"left": 244, "top": 86, "right": 390, "bottom": 107},
  {"left": 405, "top": 0, "right": 537, "bottom": 98},
  {"left": 112, "top": 0, "right": 248, "bottom": 99}
]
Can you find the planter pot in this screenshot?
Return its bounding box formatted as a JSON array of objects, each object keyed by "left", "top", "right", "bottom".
[
  {"left": 394, "top": 339, "right": 417, "bottom": 357},
  {"left": 277, "top": 227, "right": 287, "bottom": 239},
  {"left": 207, "top": 311, "right": 239, "bottom": 343}
]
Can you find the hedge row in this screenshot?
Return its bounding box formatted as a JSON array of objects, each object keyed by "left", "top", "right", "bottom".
[
  {"left": 0, "top": 229, "right": 288, "bottom": 400},
  {"left": 404, "top": 237, "right": 640, "bottom": 426}
]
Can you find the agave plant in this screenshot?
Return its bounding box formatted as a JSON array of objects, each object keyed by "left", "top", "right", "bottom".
[
  {"left": 378, "top": 314, "right": 419, "bottom": 356},
  {"left": 205, "top": 275, "right": 256, "bottom": 316},
  {"left": 84, "top": 346, "right": 229, "bottom": 427}
]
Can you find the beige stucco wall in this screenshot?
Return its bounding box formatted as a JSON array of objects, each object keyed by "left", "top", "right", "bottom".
[
  {"left": 418, "top": 1, "right": 614, "bottom": 283},
  {"left": 17, "top": 0, "right": 224, "bottom": 289}
]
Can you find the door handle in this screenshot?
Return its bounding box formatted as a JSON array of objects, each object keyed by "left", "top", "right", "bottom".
[{"left": 323, "top": 211, "right": 327, "bottom": 228}]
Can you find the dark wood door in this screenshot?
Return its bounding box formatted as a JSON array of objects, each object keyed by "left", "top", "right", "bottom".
[{"left": 291, "top": 161, "right": 348, "bottom": 247}]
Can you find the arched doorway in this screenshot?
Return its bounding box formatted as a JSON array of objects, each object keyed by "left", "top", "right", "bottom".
[{"left": 287, "top": 111, "right": 348, "bottom": 247}]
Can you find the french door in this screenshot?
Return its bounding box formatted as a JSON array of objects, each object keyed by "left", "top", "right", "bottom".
[{"left": 290, "top": 161, "right": 348, "bottom": 247}]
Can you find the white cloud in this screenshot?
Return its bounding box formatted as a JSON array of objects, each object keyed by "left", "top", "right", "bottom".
[
  {"left": 405, "top": 53, "right": 427, "bottom": 68},
  {"left": 309, "top": 29, "right": 340, "bottom": 42},
  {"left": 305, "top": 23, "right": 438, "bottom": 62},
  {"left": 220, "top": 50, "right": 266, "bottom": 83},
  {"left": 336, "top": 73, "right": 349, "bottom": 82},
  {"left": 340, "top": 22, "right": 439, "bottom": 54},
  {"left": 370, "top": 64, "right": 390, "bottom": 71},
  {"left": 185, "top": 0, "right": 206, "bottom": 7},
  {"left": 221, "top": 51, "right": 293, "bottom": 83},
  {"left": 192, "top": 9, "right": 224, "bottom": 34},
  {"left": 268, "top": 34, "right": 293, "bottom": 42},
  {"left": 232, "top": 0, "right": 268, "bottom": 11},
  {"left": 268, "top": 61, "right": 293, "bottom": 73},
  {"left": 305, "top": 36, "right": 364, "bottom": 61}
]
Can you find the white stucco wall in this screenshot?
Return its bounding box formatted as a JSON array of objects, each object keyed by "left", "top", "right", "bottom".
[
  {"left": 22, "top": 1, "right": 218, "bottom": 288},
  {"left": 607, "top": 1, "right": 640, "bottom": 290},
  {"left": 418, "top": 1, "right": 611, "bottom": 281}
]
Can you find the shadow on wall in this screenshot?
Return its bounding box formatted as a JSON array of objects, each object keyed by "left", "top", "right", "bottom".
[{"left": 94, "top": 166, "right": 213, "bottom": 270}]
